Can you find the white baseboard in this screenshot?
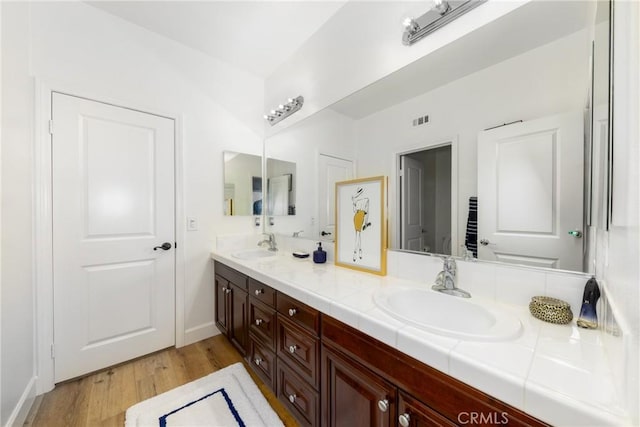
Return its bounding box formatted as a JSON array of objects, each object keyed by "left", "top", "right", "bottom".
[
  {"left": 182, "top": 321, "right": 220, "bottom": 347},
  {"left": 5, "top": 375, "right": 37, "bottom": 427}
]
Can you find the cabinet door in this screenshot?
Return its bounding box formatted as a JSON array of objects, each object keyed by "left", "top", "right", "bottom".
[
  {"left": 228, "top": 282, "right": 248, "bottom": 356},
  {"left": 322, "top": 344, "right": 396, "bottom": 427},
  {"left": 397, "top": 391, "right": 457, "bottom": 427},
  {"left": 214, "top": 275, "right": 229, "bottom": 335}
]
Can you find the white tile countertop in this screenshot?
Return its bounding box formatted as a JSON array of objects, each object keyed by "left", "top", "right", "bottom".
[{"left": 210, "top": 249, "right": 631, "bottom": 426}]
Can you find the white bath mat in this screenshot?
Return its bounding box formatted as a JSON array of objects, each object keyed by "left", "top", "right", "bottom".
[{"left": 125, "top": 362, "right": 284, "bottom": 427}]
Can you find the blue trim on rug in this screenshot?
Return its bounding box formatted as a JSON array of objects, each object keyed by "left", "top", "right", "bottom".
[{"left": 158, "top": 387, "right": 245, "bottom": 427}]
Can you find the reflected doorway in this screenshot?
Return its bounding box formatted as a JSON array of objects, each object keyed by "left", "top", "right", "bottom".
[{"left": 399, "top": 144, "right": 452, "bottom": 255}]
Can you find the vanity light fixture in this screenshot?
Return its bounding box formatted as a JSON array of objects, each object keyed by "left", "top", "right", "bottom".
[
  {"left": 402, "top": 0, "right": 486, "bottom": 46},
  {"left": 263, "top": 96, "right": 304, "bottom": 126}
]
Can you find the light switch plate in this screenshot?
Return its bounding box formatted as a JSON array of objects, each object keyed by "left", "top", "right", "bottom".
[{"left": 187, "top": 217, "right": 198, "bottom": 231}]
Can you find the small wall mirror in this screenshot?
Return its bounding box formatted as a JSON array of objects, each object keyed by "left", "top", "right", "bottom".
[{"left": 223, "top": 151, "right": 262, "bottom": 216}]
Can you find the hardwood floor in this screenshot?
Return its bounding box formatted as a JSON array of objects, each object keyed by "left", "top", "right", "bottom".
[{"left": 25, "top": 335, "right": 298, "bottom": 426}]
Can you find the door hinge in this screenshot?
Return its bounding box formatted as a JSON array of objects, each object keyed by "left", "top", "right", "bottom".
[
  {"left": 50, "top": 343, "right": 55, "bottom": 359},
  {"left": 48, "top": 120, "right": 54, "bottom": 135},
  {"left": 174, "top": 242, "right": 177, "bottom": 249}
]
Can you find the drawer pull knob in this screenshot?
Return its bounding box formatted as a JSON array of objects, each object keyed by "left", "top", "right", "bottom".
[
  {"left": 399, "top": 413, "right": 411, "bottom": 427},
  {"left": 288, "top": 393, "right": 297, "bottom": 404},
  {"left": 377, "top": 399, "right": 390, "bottom": 412},
  {"left": 255, "top": 318, "right": 264, "bottom": 326},
  {"left": 255, "top": 289, "right": 264, "bottom": 295},
  {"left": 288, "top": 345, "right": 298, "bottom": 354},
  {"left": 221, "top": 286, "right": 228, "bottom": 292},
  {"left": 225, "top": 288, "right": 232, "bottom": 294},
  {"left": 288, "top": 308, "right": 297, "bottom": 317},
  {"left": 254, "top": 357, "right": 262, "bottom": 366}
]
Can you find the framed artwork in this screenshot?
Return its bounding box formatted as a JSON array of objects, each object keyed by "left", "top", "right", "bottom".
[{"left": 335, "top": 176, "right": 387, "bottom": 275}]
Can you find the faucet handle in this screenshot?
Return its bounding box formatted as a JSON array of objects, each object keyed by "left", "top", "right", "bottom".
[{"left": 444, "top": 256, "right": 456, "bottom": 273}]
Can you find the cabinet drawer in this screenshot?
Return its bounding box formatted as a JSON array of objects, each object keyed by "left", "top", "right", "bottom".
[
  {"left": 214, "top": 261, "right": 247, "bottom": 290},
  {"left": 248, "top": 337, "right": 277, "bottom": 391},
  {"left": 277, "top": 316, "right": 320, "bottom": 389},
  {"left": 398, "top": 391, "right": 457, "bottom": 427},
  {"left": 277, "top": 292, "right": 319, "bottom": 334},
  {"left": 249, "top": 299, "right": 276, "bottom": 351},
  {"left": 249, "top": 278, "right": 276, "bottom": 307},
  {"left": 277, "top": 361, "right": 320, "bottom": 427}
]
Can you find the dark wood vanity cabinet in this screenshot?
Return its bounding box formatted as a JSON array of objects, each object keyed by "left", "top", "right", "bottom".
[
  {"left": 276, "top": 292, "right": 321, "bottom": 426},
  {"left": 247, "top": 278, "right": 278, "bottom": 390},
  {"left": 322, "top": 315, "right": 547, "bottom": 427},
  {"left": 322, "top": 343, "right": 396, "bottom": 427},
  {"left": 214, "top": 262, "right": 248, "bottom": 357},
  {"left": 213, "top": 261, "right": 547, "bottom": 427}
]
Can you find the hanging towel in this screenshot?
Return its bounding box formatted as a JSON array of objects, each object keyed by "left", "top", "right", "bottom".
[{"left": 465, "top": 197, "right": 478, "bottom": 258}]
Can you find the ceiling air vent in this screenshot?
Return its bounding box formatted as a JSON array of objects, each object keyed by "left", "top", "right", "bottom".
[{"left": 412, "top": 115, "right": 429, "bottom": 127}]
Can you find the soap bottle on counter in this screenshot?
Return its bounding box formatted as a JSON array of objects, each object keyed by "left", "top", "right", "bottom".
[{"left": 313, "top": 242, "right": 326, "bottom": 264}]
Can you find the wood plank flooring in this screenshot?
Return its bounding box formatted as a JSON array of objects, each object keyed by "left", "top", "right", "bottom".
[{"left": 25, "top": 335, "right": 298, "bottom": 426}]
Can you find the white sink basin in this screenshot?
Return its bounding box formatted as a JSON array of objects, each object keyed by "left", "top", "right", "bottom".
[
  {"left": 231, "top": 249, "right": 277, "bottom": 260},
  {"left": 373, "top": 286, "right": 522, "bottom": 341}
]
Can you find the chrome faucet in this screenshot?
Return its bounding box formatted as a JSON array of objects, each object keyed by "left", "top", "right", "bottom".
[
  {"left": 432, "top": 257, "right": 471, "bottom": 298},
  {"left": 257, "top": 233, "right": 278, "bottom": 252}
]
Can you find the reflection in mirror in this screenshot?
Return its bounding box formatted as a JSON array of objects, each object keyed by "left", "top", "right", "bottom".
[
  {"left": 264, "top": 1, "right": 610, "bottom": 274},
  {"left": 266, "top": 158, "right": 296, "bottom": 216},
  {"left": 399, "top": 144, "right": 453, "bottom": 255},
  {"left": 223, "top": 151, "right": 262, "bottom": 216},
  {"left": 264, "top": 109, "right": 356, "bottom": 237}
]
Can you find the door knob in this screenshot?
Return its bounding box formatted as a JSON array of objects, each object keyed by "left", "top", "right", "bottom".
[
  {"left": 479, "top": 239, "right": 492, "bottom": 246},
  {"left": 568, "top": 230, "right": 583, "bottom": 238},
  {"left": 321, "top": 231, "right": 332, "bottom": 236},
  {"left": 153, "top": 242, "right": 172, "bottom": 251}
]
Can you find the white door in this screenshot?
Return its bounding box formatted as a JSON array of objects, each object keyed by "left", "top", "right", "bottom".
[
  {"left": 268, "top": 175, "right": 290, "bottom": 216},
  {"left": 52, "top": 93, "right": 176, "bottom": 382},
  {"left": 477, "top": 111, "right": 583, "bottom": 270},
  {"left": 400, "top": 155, "right": 425, "bottom": 251},
  {"left": 318, "top": 154, "right": 354, "bottom": 240}
]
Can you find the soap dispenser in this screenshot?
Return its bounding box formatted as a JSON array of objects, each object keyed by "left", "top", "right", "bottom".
[
  {"left": 313, "top": 242, "right": 326, "bottom": 264},
  {"left": 577, "top": 277, "right": 601, "bottom": 329}
]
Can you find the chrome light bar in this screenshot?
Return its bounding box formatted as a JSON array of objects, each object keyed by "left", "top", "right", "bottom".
[
  {"left": 402, "top": 0, "right": 486, "bottom": 46},
  {"left": 263, "top": 96, "right": 304, "bottom": 126}
]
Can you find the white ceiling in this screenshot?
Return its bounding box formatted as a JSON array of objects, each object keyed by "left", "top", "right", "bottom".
[{"left": 87, "top": 1, "right": 347, "bottom": 78}]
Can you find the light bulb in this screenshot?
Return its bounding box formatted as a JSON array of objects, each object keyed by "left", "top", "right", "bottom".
[{"left": 433, "top": 0, "right": 450, "bottom": 15}]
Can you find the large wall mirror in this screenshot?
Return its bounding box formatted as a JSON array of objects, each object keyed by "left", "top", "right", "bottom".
[{"left": 264, "top": 0, "right": 611, "bottom": 274}]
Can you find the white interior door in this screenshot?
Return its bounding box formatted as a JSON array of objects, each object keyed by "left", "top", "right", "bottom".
[
  {"left": 268, "top": 175, "right": 290, "bottom": 216},
  {"left": 477, "top": 111, "right": 583, "bottom": 270},
  {"left": 400, "top": 155, "right": 425, "bottom": 251},
  {"left": 318, "top": 154, "right": 354, "bottom": 240},
  {"left": 52, "top": 93, "right": 176, "bottom": 382}
]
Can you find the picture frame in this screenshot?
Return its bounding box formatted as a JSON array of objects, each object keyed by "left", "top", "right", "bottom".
[{"left": 335, "top": 176, "right": 387, "bottom": 275}]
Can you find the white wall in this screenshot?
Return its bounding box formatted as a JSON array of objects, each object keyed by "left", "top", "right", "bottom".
[
  {"left": 1, "top": 2, "right": 36, "bottom": 425},
  {"left": 1, "top": 1, "right": 265, "bottom": 420},
  {"left": 265, "top": 0, "right": 525, "bottom": 133},
  {"left": 355, "top": 30, "right": 589, "bottom": 253},
  {"left": 601, "top": 1, "right": 640, "bottom": 422}
]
